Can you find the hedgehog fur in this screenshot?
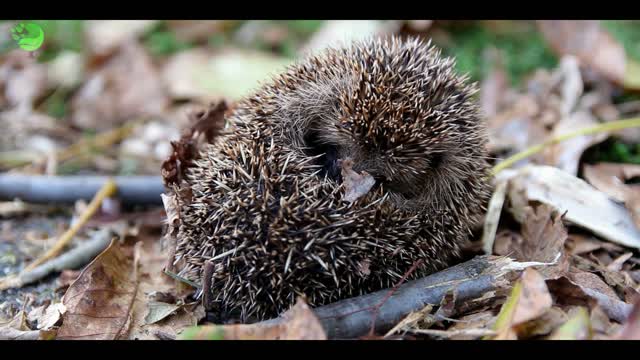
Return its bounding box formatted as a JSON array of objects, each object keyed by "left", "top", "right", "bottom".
[{"left": 168, "top": 36, "right": 492, "bottom": 322}]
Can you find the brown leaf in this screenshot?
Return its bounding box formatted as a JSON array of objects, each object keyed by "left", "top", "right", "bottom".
[
  {"left": 506, "top": 204, "right": 569, "bottom": 279},
  {"left": 340, "top": 158, "right": 376, "bottom": 203},
  {"left": 538, "top": 21, "right": 621, "bottom": 84},
  {"left": 161, "top": 101, "right": 227, "bottom": 187},
  {"left": 542, "top": 111, "right": 607, "bottom": 176},
  {"left": 71, "top": 41, "right": 168, "bottom": 130},
  {"left": 617, "top": 298, "right": 640, "bottom": 339},
  {"left": 179, "top": 298, "right": 327, "bottom": 340},
  {"left": 57, "top": 239, "right": 137, "bottom": 340},
  {"left": 512, "top": 268, "right": 553, "bottom": 325},
  {"left": 491, "top": 268, "right": 552, "bottom": 340},
  {"left": 583, "top": 162, "right": 640, "bottom": 229},
  {"left": 547, "top": 273, "right": 632, "bottom": 323}
]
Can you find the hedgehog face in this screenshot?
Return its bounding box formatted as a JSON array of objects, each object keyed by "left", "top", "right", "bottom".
[{"left": 275, "top": 37, "right": 483, "bottom": 203}]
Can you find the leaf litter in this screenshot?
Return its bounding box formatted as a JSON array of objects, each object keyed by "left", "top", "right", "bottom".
[{"left": 2, "top": 20, "right": 640, "bottom": 340}]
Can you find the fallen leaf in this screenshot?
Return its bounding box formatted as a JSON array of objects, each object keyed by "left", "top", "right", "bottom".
[
  {"left": 547, "top": 273, "right": 632, "bottom": 323},
  {"left": 537, "top": 20, "right": 640, "bottom": 89},
  {"left": 28, "top": 302, "right": 66, "bottom": 330},
  {"left": 617, "top": 298, "right": 640, "bottom": 339},
  {"left": 144, "top": 301, "right": 181, "bottom": 325},
  {"left": 500, "top": 203, "right": 569, "bottom": 279},
  {"left": 583, "top": 162, "right": 640, "bottom": 229},
  {"left": 178, "top": 297, "right": 327, "bottom": 340},
  {"left": 162, "top": 48, "right": 292, "bottom": 101},
  {"left": 491, "top": 268, "right": 552, "bottom": 339},
  {"left": 508, "top": 165, "right": 640, "bottom": 249},
  {"left": 542, "top": 111, "right": 607, "bottom": 176},
  {"left": 300, "top": 20, "right": 394, "bottom": 55},
  {"left": 607, "top": 252, "right": 633, "bottom": 272},
  {"left": 71, "top": 41, "right": 168, "bottom": 130},
  {"left": 57, "top": 239, "right": 137, "bottom": 340},
  {"left": 548, "top": 307, "right": 592, "bottom": 340},
  {"left": 341, "top": 158, "right": 376, "bottom": 203}
]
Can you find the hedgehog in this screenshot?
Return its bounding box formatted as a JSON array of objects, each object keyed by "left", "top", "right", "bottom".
[{"left": 165, "top": 36, "right": 492, "bottom": 322}]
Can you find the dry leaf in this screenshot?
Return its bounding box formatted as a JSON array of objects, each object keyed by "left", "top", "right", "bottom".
[
  {"left": 162, "top": 48, "right": 292, "bottom": 101},
  {"left": 57, "top": 239, "right": 137, "bottom": 340},
  {"left": 500, "top": 203, "right": 569, "bottom": 279},
  {"left": 617, "top": 298, "right": 640, "bottom": 339},
  {"left": 548, "top": 307, "right": 592, "bottom": 340},
  {"left": 542, "top": 111, "right": 607, "bottom": 176},
  {"left": 537, "top": 20, "right": 638, "bottom": 89},
  {"left": 179, "top": 298, "right": 327, "bottom": 340},
  {"left": 491, "top": 268, "right": 552, "bottom": 339},
  {"left": 71, "top": 41, "right": 168, "bottom": 130},
  {"left": 508, "top": 165, "right": 640, "bottom": 249},
  {"left": 341, "top": 158, "right": 376, "bottom": 203},
  {"left": 547, "top": 273, "right": 632, "bottom": 323},
  {"left": 583, "top": 162, "right": 640, "bottom": 229}
]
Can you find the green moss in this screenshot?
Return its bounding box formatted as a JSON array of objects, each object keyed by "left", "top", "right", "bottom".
[
  {"left": 142, "top": 22, "right": 194, "bottom": 57},
  {"left": 439, "top": 22, "right": 557, "bottom": 86}
]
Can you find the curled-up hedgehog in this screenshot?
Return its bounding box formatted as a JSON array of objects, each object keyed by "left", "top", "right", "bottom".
[{"left": 163, "top": 36, "right": 492, "bottom": 322}]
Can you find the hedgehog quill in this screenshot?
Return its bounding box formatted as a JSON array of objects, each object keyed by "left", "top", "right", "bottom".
[{"left": 163, "top": 37, "right": 492, "bottom": 322}]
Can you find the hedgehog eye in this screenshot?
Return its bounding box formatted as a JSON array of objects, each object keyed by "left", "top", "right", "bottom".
[{"left": 302, "top": 130, "right": 341, "bottom": 181}]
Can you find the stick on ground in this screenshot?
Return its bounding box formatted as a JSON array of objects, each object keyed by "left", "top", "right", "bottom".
[
  {"left": 0, "top": 175, "right": 163, "bottom": 205},
  {"left": 259, "top": 255, "right": 519, "bottom": 339}
]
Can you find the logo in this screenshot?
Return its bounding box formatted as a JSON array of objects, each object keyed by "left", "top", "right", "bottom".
[{"left": 11, "top": 22, "right": 44, "bottom": 52}]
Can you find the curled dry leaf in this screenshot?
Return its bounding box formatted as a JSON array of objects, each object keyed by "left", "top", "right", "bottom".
[
  {"left": 340, "top": 158, "right": 376, "bottom": 203},
  {"left": 161, "top": 101, "right": 227, "bottom": 187},
  {"left": 179, "top": 298, "right": 327, "bottom": 340},
  {"left": 508, "top": 165, "right": 640, "bottom": 250}
]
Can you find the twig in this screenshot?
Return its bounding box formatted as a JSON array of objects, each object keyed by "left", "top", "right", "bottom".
[
  {"left": 490, "top": 117, "right": 640, "bottom": 176},
  {"left": 259, "top": 255, "right": 519, "bottom": 339},
  {"left": 0, "top": 120, "right": 141, "bottom": 169},
  {"left": 22, "top": 179, "right": 117, "bottom": 272},
  {"left": 0, "top": 228, "right": 114, "bottom": 290},
  {"left": 0, "top": 175, "right": 163, "bottom": 205},
  {"left": 367, "top": 259, "right": 423, "bottom": 336}
]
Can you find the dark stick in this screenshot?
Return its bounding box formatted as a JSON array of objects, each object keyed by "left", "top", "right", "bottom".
[
  {"left": 259, "top": 255, "right": 515, "bottom": 339},
  {"left": 0, "top": 174, "right": 164, "bottom": 205}
]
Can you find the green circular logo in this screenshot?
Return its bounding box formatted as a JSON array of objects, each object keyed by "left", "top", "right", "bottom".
[{"left": 11, "top": 22, "right": 44, "bottom": 52}]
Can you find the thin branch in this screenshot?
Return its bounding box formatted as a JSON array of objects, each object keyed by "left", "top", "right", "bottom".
[
  {"left": 259, "top": 256, "right": 518, "bottom": 339},
  {"left": 490, "top": 117, "right": 640, "bottom": 176},
  {"left": 22, "top": 179, "right": 117, "bottom": 272},
  {"left": 0, "top": 174, "right": 163, "bottom": 205}
]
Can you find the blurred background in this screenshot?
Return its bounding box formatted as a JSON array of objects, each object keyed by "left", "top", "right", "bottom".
[{"left": 1, "top": 20, "right": 640, "bottom": 178}]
